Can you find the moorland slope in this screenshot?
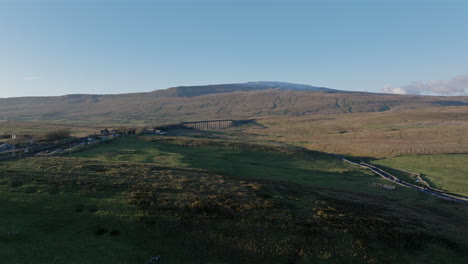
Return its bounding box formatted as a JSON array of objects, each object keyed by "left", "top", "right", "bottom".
[{"left": 1, "top": 81, "right": 468, "bottom": 124}]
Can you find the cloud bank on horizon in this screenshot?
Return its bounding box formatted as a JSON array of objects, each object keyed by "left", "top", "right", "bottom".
[{"left": 383, "top": 74, "right": 468, "bottom": 96}]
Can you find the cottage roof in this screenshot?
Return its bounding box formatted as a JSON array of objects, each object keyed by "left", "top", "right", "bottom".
[{"left": 0, "top": 143, "right": 13, "bottom": 149}]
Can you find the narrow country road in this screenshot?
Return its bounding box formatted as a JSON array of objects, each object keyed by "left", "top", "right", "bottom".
[
  {"left": 340, "top": 156, "right": 468, "bottom": 204},
  {"left": 0, "top": 137, "right": 92, "bottom": 161}
]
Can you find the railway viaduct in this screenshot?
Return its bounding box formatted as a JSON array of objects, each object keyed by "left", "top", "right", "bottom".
[{"left": 180, "top": 120, "right": 233, "bottom": 130}]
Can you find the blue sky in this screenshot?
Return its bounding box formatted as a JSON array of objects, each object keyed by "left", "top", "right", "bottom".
[{"left": 1, "top": 0, "right": 468, "bottom": 97}]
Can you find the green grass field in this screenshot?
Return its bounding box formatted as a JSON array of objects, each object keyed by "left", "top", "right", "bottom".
[
  {"left": 72, "top": 136, "right": 401, "bottom": 196},
  {"left": 373, "top": 154, "right": 468, "bottom": 196}
]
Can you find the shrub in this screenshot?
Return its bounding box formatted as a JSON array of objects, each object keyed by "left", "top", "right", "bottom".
[
  {"left": 109, "top": 230, "right": 121, "bottom": 236},
  {"left": 74, "top": 204, "right": 85, "bottom": 212},
  {"left": 24, "top": 186, "right": 37, "bottom": 194},
  {"left": 43, "top": 129, "right": 71, "bottom": 141},
  {"left": 47, "top": 185, "right": 59, "bottom": 194},
  {"left": 95, "top": 227, "right": 108, "bottom": 236},
  {"left": 9, "top": 180, "right": 22, "bottom": 188}
]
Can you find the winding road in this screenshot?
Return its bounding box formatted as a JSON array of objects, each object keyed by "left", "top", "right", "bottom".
[{"left": 340, "top": 157, "right": 468, "bottom": 204}]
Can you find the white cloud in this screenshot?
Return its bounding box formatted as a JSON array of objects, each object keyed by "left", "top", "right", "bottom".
[
  {"left": 382, "top": 74, "right": 468, "bottom": 95},
  {"left": 382, "top": 85, "right": 408, "bottom": 95}
]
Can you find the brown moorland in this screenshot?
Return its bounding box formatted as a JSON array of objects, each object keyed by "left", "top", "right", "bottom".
[
  {"left": 223, "top": 106, "right": 468, "bottom": 158},
  {"left": 1, "top": 82, "right": 467, "bottom": 125}
]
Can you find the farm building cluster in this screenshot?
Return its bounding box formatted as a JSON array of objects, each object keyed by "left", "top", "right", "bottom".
[
  {"left": 99, "top": 128, "right": 166, "bottom": 136},
  {"left": 0, "top": 135, "right": 34, "bottom": 153}
]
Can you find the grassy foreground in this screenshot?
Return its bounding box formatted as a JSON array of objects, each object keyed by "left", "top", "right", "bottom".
[{"left": 1, "top": 136, "right": 468, "bottom": 263}]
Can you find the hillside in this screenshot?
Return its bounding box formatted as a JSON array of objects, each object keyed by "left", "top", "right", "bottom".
[
  {"left": 1, "top": 81, "right": 468, "bottom": 125},
  {"left": 154, "top": 81, "right": 338, "bottom": 97},
  {"left": 2, "top": 136, "right": 468, "bottom": 263},
  {"left": 225, "top": 106, "right": 468, "bottom": 158}
]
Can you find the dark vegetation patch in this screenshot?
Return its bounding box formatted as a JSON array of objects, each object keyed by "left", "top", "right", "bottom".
[
  {"left": 109, "top": 230, "right": 121, "bottom": 236},
  {"left": 9, "top": 180, "right": 23, "bottom": 188},
  {"left": 74, "top": 203, "right": 85, "bottom": 212},
  {"left": 432, "top": 100, "right": 468, "bottom": 106},
  {"left": 95, "top": 227, "right": 108, "bottom": 236},
  {"left": 23, "top": 186, "right": 38, "bottom": 194},
  {"left": 87, "top": 204, "right": 99, "bottom": 213},
  {"left": 1, "top": 157, "right": 468, "bottom": 263},
  {"left": 46, "top": 185, "right": 59, "bottom": 194}
]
